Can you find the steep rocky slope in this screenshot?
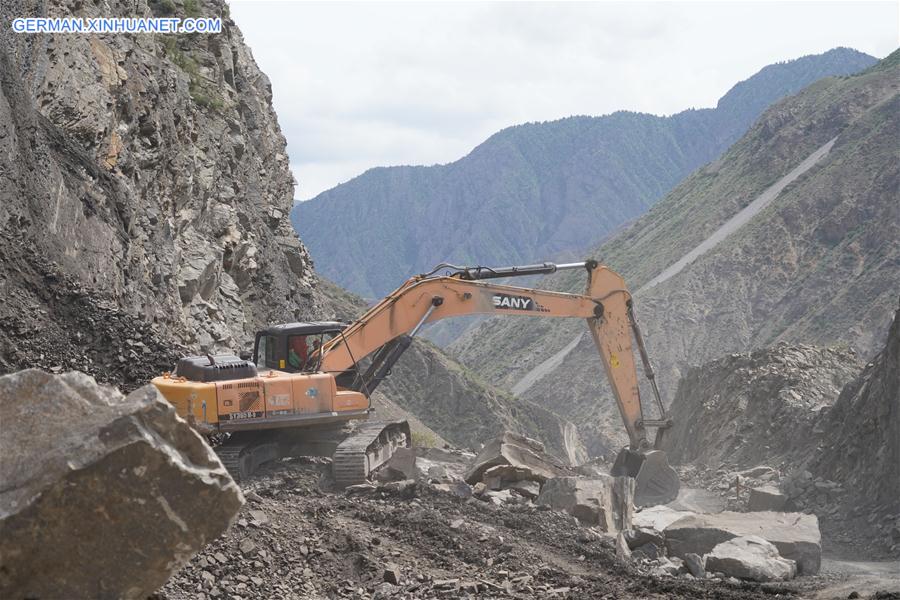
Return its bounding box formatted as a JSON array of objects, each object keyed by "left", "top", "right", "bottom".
[
  {"left": 452, "top": 51, "right": 900, "bottom": 454},
  {"left": 660, "top": 304, "right": 899, "bottom": 556},
  {"left": 801, "top": 302, "right": 900, "bottom": 524},
  {"left": 293, "top": 48, "right": 875, "bottom": 300},
  {"left": 1, "top": 0, "right": 327, "bottom": 359}
]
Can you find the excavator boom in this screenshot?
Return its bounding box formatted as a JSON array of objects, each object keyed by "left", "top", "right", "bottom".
[{"left": 319, "top": 260, "right": 679, "bottom": 505}]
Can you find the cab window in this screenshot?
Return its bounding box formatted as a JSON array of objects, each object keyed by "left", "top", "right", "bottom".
[{"left": 257, "top": 335, "right": 277, "bottom": 369}]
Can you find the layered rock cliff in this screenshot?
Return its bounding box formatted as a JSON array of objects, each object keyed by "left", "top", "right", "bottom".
[{"left": 1, "top": 0, "right": 324, "bottom": 371}]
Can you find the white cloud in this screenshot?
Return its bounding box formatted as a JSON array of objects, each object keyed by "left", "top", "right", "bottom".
[{"left": 230, "top": 1, "right": 899, "bottom": 200}]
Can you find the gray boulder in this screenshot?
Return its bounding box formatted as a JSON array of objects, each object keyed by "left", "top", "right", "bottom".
[
  {"left": 748, "top": 486, "right": 787, "bottom": 511},
  {"left": 684, "top": 553, "right": 706, "bottom": 578},
  {"left": 704, "top": 536, "right": 797, "bottom": 582},
  {"left": 535, "top": 475, "right": 633, "bottom": 532},
  {"left": 665, "top": 510, "right": 820, "bottom": 574},
  {"left": 465, "top": 431, "right": 570, "bottom": 484},
  {"left": 0, "top": 370, "right": 243, "bottom": 599}
]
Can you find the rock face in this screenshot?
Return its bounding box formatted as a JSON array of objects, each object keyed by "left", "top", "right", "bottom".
[
  {"left": 0, "top": 0, "right": 328, "bottom": 381},
  {"left": 0, "top": 369, "right": 243, "bottom": 599},
  {"left": 803, "top": 303, "right": 900, "bottom": 522},
  {"left": 535, "top": 476, "right": 634, "bottom": 532},
  {"left": 705, "top": 536, "right": 797, "bottom": 582},
  {"left": 665, "top": 510, "right": 821, "bottom": 575}
]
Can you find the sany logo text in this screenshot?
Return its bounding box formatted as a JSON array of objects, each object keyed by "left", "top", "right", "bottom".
[{"left": 492, "top": 294, "right": 534, "bottom": 311}]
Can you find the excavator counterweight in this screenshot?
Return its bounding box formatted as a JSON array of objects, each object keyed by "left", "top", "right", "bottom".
[{"left": 152, "top": 260, "right": 679, "bottom": 505}]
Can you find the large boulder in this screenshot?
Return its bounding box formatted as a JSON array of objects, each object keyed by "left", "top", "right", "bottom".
[
  {"left": 705, "top": 536, "right": 797, "bottom": 582},
  {"left": 0, "top": 370, "right": 244, "bottom": 599},
  {"left": 535, "top": 475, "right": 634, "bottom": 532},
  {"left": 665, "top": 510, "right": 820, "bottom": 574},
  {"left": 465, "top": 431, "right": 570, "bottom": 484}
]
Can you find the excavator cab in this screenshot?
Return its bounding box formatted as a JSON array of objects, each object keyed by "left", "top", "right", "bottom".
[{"left": 252, "top": 322, "right": 346, "bottom": 373}]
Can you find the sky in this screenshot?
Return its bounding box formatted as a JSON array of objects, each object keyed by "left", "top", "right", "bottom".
[{"left": 229, "top": 1, "right": 899, "bottom": 201}]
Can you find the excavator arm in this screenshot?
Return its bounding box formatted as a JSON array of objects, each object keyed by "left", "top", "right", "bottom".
[{"left": 320, "top": 260, "right": 679, "bottom": 505}]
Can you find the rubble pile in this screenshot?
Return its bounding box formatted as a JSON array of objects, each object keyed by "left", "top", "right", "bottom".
[
  {"left": 661, "top": 343, "right": 863, "bottom": 469},
  {"left": 660, "top": 311, "right": 900, "bottom": 559},
  {"left": 0, "top": 238, "right": 183, "bottom": 391},
  {"left": 0, "top": 370, "right": 243, "bottom": 599},
  {"left": 158, "top": 455, "right": 784, "bottom": 600},
  {"left": 621, "top": 504, "right": 821, "bottom": 584}
]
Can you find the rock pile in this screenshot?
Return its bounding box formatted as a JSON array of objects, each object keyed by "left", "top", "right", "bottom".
[
  {"left": 0, "top": 370, "right": 243, "bottom": 599},
  {"left": 793, "top": 303, "right": 900, "bottom": 554},
  {"left": 621, "top": 504, "right": 821, "bottom": 583},
  {"left": 661, "top": 343, "right": 863, "bottom": 469},
  {"left": 159, "top": 455, "right": 783, "bottom": 600},
  {"left": 459, "top": 432, "right": 633, "bottom": 532}
]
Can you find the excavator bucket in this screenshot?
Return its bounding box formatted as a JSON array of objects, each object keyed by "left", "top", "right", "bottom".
[{"left": 612, "top": 448, "right": 680, "bottom": 507}]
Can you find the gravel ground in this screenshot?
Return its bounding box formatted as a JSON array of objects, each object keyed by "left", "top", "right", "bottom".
[{"left": 156, "top": 457, "right": 798, "bottom": 600}]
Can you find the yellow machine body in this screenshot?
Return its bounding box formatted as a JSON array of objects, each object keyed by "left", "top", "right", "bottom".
[{"left": 152, "top": 370, "right": 368, "bottom": 433}]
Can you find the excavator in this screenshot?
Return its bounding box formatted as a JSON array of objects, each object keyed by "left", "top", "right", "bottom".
[{"left": 152, "top": 260, "right": 680, "bottom": 506}]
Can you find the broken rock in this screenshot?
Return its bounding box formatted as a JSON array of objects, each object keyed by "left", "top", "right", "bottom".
[
  {"left": 704, "top": 536, "right": 797, "bottom": 582},
  {"left": 625, "top": 526, "right": 666, "bottom": 550},
  {"left": 465, "top": 431, "right": 569, "bottom": 484},
  {"left": 665, "top": 510, "right": 821, "bottom": 574},
  {"left": 507, "top": 480, "right": 541, "bottom": 499},
  {"left": 684, "top": 553, "right": 706, "bottom": 578},
  {"left": 615, "top": 532, "right": 632, "bottom": 562},
  {"left": 535, "top": 475, "right": 633, "bottom": 532},
  {"left": 0, "top": 370, "right": 243, "bottom": 599},
  {"left": 482, "top": 464, "right": 541, "bottom": 490}
]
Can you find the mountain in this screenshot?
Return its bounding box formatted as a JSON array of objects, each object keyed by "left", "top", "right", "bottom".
[
  {"left": 293, "top": 48, "right": 876, "bottom": 300},
  {"left": 450, "top": 50, "right": 900, "bottom": 455}
]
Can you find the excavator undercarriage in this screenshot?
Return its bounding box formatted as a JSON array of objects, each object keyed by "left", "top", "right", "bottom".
[{"left": 212, "top": 420, "right": 411, "bottom": 485}]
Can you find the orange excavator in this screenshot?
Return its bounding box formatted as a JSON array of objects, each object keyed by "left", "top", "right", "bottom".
[{"left": 152, "top": 260, "right": 679, "bottom": 506}]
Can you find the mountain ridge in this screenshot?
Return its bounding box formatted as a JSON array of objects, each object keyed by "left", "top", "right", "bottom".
[{"left": 293, "top": 47, "right": 876, "bottom": 300}]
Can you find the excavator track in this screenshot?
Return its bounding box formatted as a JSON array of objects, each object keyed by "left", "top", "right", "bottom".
[
  {"left": 332, "top": 420, "right": 411, "bottom": 487},
  {"left": 215, "top": 438, "right": 280, "bottom": 483}
]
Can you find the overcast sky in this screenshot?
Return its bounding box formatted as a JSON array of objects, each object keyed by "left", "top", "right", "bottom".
[{"left": 229, "top": 1, "right": 898, "bottom": 200}]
